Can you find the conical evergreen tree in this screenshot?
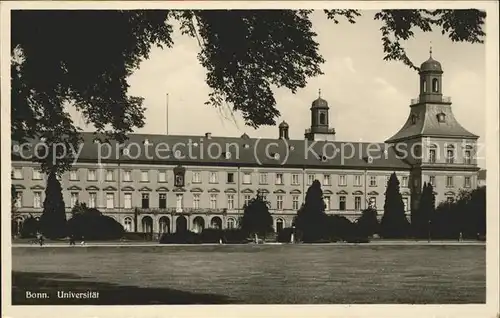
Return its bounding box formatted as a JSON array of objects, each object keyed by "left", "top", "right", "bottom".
[
  {"left": 414, "top": 183, "right": 436, "bottom": 238},
  {"left": 240, "top": 192, "right": 274, "bottom": 241},
  {"left": 294, "top": 180, "right": 328, "bottom": 242},
  {"left": 40, "top": 171, "right": 67, "bottom": 238},
  {"left": 380, "top": 172, "right": 410, "bottom": 238}
]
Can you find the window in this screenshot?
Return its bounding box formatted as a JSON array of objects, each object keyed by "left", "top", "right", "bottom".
[
  {"left": 446, "top": 147, "right": 455, "bottom": 164},
  {"left": 464, "top": 176, "right": 471, "bottom": 188},
  {"left": 354, "top": 196, "right": 362, "bottom": 211},
  {"left": 429, "top": 149, "right": 436, "bottom": 163},
  {"left": 354, "top": 175, "right": 362, "bottom": 186},
  {"left": 227, "top": 172, "right": 235, "bottom": 184},
  {"left": 106, "top": 193, "right": 115, "bottom": 209},
  {"left": 227, "top": 218, "right": 235, "bottom": 229},
  {"left": 429, "top": 176, "right": 435, "bottom": 186},
  {"left": 141, "top": 170, "right": 149, "bottom": 182},
  {"left": 12, "top": 168, "right": 22, "bottom": 179},
  {"left": 464, "top": 150, "right": 472, "bottom": 164},
  {"left": 275, "top": 173, "right": 284, "bottom": 185},
  {"left": 123, "top": 170, "right": 131, "bottom": 182},
  {"left": 70, "top": 192, "right": 79, "bottom": 208},
  {"left": 446, "top": 176, "right": 454, "bottom": 187},
  {"left": 319, "top": 112, "right": 326, "bottom": 125},
  {"left": 259, "top": 173, "right": 268, "bottom": 184},
  {"left": 15, "top": 191, "right": 23, "bottom": 208},
  {"left": 410, "top": 115, "right": 417, "bottom": 125},
  {"left": 192, "top": 172, "right": 201, "bottom": 183},
  {"left": 88, "top": 192, "right": 97, "bottom": 208},
  {"left": 32, "top": 169, "right": 42, "bottom": 180},
  {"left": 402, "top": 197, "right": 408, "bottom": 212},
  {"left": 176, "top": 194, "right": 183, "bottom": 212},
  {"left": 158, "top": 171, "right": 167, "bottom": 183},
  {"left": 401, "top": 176, "right": 408, "bottom": 187},
  {"left": 124, "top": 217, "right": 133, "bottom": 232},
  {"left": 422, "top": 79, "right": 427, "bottom": 93},
  {"left": 308, "top": 174, "right": 315, "bottom": 185},
  {"left": 193, "top": 194, "right": 200, "bottom": 209},
  {"left": 33, "top": 192, "right": 42, "bottom": 208},
  {"left": 261, "top": 194, "right": 267, "bottom": 202},
  {"left": 432, "top": 78, "right": 439, "bottom": 92},
  {"left": 243, "top": 172, "right": 251, "bottom": 184},
  {"left": 276, "top": 219, "right": 284, "bottom": 233},
  {"left": 141, "top": 193, "right": 150, "bottom": 209},
  {"left": 124, "top": 193, "right": 132, "bottom": 209},
  {"left": 324, "top": 196, "right": 330, "bottom": 211},
  {"left": 159, "top": 193, "right": 167, "bottom": 209},
  {"left": 339, "top": 196, "right": 346, "bottom": 211},
  {"left": 227, "top": 194, "right": 234, "bottom": 209},
  {"left": 276, "top": 195, "right": 283, "bottom": 210},
  {"left": 69, "top": 169, "right": 78, "bottom": 181},
  {"left": 369, "top": 197, "right": 377, "bottom": 209},
  {"left": 437, "top": 113, "right": 446, "bottom": 123},
  {"left": 210, "top": 194, "right": 218, "bottom": 209},
  {"left": 292, "top": 174, "right": 300, "bottom": 185},
  {"left": 105, "top": 169, "right": 114, "bottom": 181},
  {"left": 209, "top": 172, "right": 218, "bottom": 184},
  {"left": 323, "top": 174, "right": 331, "bottom": 186},
  {"left": 244, "top": 195, "right": 251, "bottom": 207},
  {"left": 292, "top": 195, "right": 299, "bottom": 210},
  {"left": 369, "top": 176, "right": 377, "bottom": 187},
  {"left": 87, "top": 169, "right": 97, "bottom": 181},
  {"left": 338, "top": 175, "right": 346, "bottom": 186}
]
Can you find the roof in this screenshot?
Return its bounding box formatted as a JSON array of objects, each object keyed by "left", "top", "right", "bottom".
[
  {"left": 13, "top": 132, "right": 411, "bottom": 170},
  {"left": 386, "top": 104, "right": 478, "bottom": 143},
  {"left": 311, "top": 97, "right": 328, "bottom": 109},
  {"left": 420, "top": 56, "right": 442, "bottom": 73}
]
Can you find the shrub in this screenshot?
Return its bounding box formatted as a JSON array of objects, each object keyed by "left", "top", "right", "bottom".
[
  {"left": 20, "top": 215, "right": 40, "bottom": 238},
  {"left": 277, "top": 227, "right": 293, "bottom": 243},
  {"left": 159, "top": 231, "right": 200, "bottom": 244},
  {"left": 67, "top": 208, "right": 125, "bottom": 240}
]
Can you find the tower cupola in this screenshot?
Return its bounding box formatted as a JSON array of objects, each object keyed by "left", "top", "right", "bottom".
[
  {"left": 278, "top": 121, "right": 289, "bottom": 139},
  {"left": 418, "top": 44, "right": 446, "bottom": 104},
  {"left": 304, "top": 89, "right": 336, "bottom": 141}
]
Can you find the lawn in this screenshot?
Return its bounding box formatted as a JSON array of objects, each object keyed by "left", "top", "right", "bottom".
[{"left": 12, "top": 244, "right": 485, "bottom": 304}]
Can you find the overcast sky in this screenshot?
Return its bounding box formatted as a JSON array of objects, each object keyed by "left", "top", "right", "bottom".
[{"left": 73, "top": 10, "right": 486, "bottom": 166}]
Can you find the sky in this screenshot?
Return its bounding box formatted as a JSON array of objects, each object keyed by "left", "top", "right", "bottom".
[{"left": 74, "top": 10, "right": 486, "bottom": 167}]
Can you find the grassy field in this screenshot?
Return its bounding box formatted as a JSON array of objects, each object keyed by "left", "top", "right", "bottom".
[{"left": 12, "top": 244, "right": 485, "bottom": 304}]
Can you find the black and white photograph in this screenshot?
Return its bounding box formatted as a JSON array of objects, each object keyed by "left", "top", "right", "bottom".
[{"left": 1, "top": 2, "right": 499, "bottom": 317}]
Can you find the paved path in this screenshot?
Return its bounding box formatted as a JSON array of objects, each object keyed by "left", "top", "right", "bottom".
[{"left": 11, "top": 241, "right": 485, "bottom": 248}]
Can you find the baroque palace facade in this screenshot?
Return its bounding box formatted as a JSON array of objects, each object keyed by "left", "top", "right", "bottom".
[{"left": 11, "top": 54, "right": 480, "bottom": 238}]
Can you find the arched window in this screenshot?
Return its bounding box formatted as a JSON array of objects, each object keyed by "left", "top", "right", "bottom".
[
  {"left": 446, "top": 145, "right": 455, "bottom": 164},
  {"left": 319, "top": 112, "right": 326, "bottom": 125},
  {"left": 227, "top": 217, "right": 235, "bottom": 229},
  {"left": 432, "top": 78, "right": 439, "bottom": 93},
  {"left": 124, "top": 217, "right": 133, "bottom": 232},
  {"left": 421, "top": 79, "right": 427, "bottom": 93},
  {"left": 276, "top": 218, "right": 284, "bottom": 233}
]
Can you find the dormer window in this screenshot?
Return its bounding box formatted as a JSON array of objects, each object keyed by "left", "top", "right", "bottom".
[
  {"left": 143, "top": 139, "right": 149, "bottom": 145},
  {"left": 225, "top": 152, "right": 232, "bottom": 159},
  {"left": 437, "top": 112, "right": 446, "bottom": 123},
  {"left": 410, "top": 114, "right": 417, "bottom": 125}
]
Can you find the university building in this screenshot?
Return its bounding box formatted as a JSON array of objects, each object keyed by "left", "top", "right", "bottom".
[{"left": 11, "top": 54, "right": 480, "bottom": 238}]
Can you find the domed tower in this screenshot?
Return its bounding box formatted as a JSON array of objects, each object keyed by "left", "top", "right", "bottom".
[
  {"left": 278, "top": 121, "right": 289, "bottom": 140},
  {"left": 304, "top": 89, "right": 336, "bottom": 141},
  {"left": 385, "top": 46, "right": 479, "bottom": 216},
  {"left": 418, "top": 47, "right": 444, "bottom": 104}
]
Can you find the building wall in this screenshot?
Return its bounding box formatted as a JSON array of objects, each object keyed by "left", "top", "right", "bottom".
[{"left": 12, "top": 161, "right": 415, "bottom": 234}]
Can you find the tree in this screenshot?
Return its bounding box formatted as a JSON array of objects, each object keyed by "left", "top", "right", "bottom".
[
  {"left": 355, "top": 207, "right": 380, "bottom": 238},
  {"left": 294, "top": 180, "right": 329, "bottom": 242},
  {"left": 239, "top": 192, "right": 274, "bottom": 241},
  {"left": 11, "top": 10, "right": 486, "bottom": 173},
  {"left": 20, "top": 215, "right": 40, "bottom": 238},
  {"left": 380, "top": 172, "right": 410, "bottom": 238},
  {"left": 413, "top": 182, "right": 435, "bottom": 238},
  {"left": 67, "top": 206, "right": 125, "bottom": 240},
  {"left": 39, "top": 172, "right": 67, "bottom": 238}
]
